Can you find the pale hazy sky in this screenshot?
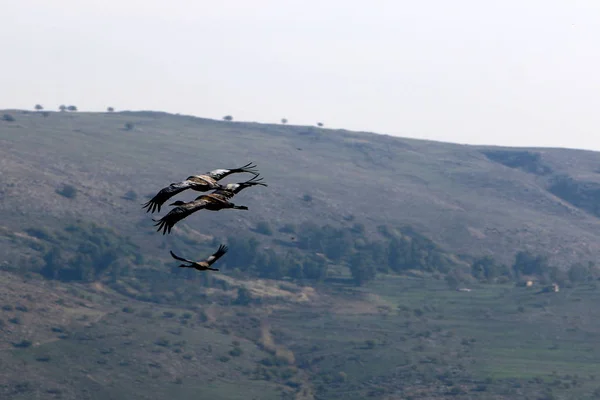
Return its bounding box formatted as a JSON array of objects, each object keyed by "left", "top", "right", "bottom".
[{"left": 2, "top": 1, "right": 600, "bottom": 150}]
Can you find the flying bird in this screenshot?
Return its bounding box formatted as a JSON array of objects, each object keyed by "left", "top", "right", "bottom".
[
  {"left": 142, "top": 162, "right": 259, "bottom": 213},
  {"left": 152, "top": 193, "right": 248, "bottom": 235},
  {"left": 169, "top": 245, "right": 228, "bottom": 271},
  {"left": 210, "top": 174, "right": 268, "bottom": 200}
]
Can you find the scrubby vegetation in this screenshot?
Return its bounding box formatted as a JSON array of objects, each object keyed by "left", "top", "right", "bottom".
[
  {"left": 12, "top": 209, "right": 599, "bottom": 300},
  {"left": 481, "top": 149, "right": 553, "bottom": 175},
  {"left": 55, "top": 184, "right": 77, "bottom": 199},
  {"left": 548, "top": 175, "right": 600, "bottom": 217},
  {"left": 4, "top": 110, "right": 600, "bottom": 399},
  {"left": 17, "top": 220, "right": 455, "bottom": 291},
  {"left": 31, "top": 221, "right": 142, "bottom": 282},
  {"left": 2, "top": 113, "right": 15, "bottom": 122},
  {"left": 219, "top": 221, "right": 459, "bottom": 285}
]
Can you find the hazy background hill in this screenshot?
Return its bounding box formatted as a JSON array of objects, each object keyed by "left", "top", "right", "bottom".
[
  {"left": 2, "top": 109, "right": 600, "bottom": 266},
  {"left": 4, "top": 109, "right": 600, "bottom": 399}
]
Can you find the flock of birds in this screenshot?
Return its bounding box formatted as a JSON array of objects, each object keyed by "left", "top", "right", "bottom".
[{"left": 142, "top": 162, "right": 267, "bottom": 272}]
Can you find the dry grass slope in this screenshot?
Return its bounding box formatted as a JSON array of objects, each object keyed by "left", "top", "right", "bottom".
[{"left": 2, "top": 109, "right": 600, "bottom": 266}]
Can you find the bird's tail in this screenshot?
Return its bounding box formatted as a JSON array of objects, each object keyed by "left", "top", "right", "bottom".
[
  {"left": 208, "top": 268, "right": 219, "bottom": 271},
  {"left": 233, "top": 205, "right": 249, "bottom": 210}
]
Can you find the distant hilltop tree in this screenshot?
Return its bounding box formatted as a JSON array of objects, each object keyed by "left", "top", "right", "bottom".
[
  {"left": 281, "top": 118, "right": 288, "bottom": 124},
  {"left": 317, "top": 122, "right": 324, "bottom": 127},
  {"left": 34, "top": 104, "right": 43, "bottom": 111},
  {"left": 67, "top": 105, "right": 78, "bottom": 112},
  {"left": 59, "top": 105, "right": 67, "bottom": 112},
  {"left": 223, "top": 115, "right": 233, "bottom": 122},
  {"left": 107, "top": 107, "right": 114, "bottom": 112}
]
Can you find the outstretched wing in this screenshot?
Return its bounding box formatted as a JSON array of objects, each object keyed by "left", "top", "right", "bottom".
[
  {"left": 203, "top": 193, "right": 234, "bottom": 205},
  {"left": 210, "top": 188, "right": 236, "bottom": 200},
  {"left": 205, "top": 162, "right": 259, "bottom": 181},
  {"left": 152, "top": 199, "right": 208, "bottom": 235},
  {"left": 169, "top": 250, "right": 195, "bottom": 264},
  {"left": 204, "top": 244, "right": 229, "bottom": 266},
  {"left": 142, "top": 181, "right": 195, "bottom": 214}
]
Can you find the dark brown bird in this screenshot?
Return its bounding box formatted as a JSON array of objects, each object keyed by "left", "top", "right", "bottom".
[
  {"left": 170, "top": 245, "right": 228, "bottom": 271},
  {"left": 142, "top": 162, "right": 259, "bottom": 213},
  {"left": 152, "top": 193, "right": 248, "bottom": 235},
  {"left": 210, "top": 174, "right": 268, "bottom": 200}
]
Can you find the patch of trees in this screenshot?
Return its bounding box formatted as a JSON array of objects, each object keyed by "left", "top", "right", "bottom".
[
  {"left": 470, "top": 255, "right": 510, "bottom": 282},
  {"left": 219, "top": 222, "right": 457, "bottom": 286},
  {"left": 548, "top": 175, "right": 600, "bottom": 217},
  {"left": 59, "top": 105, "right": 78, "bottom": 112},
  {"left": 38, "top": 221, "right": 143, "bottom": 282},
  {"left": 25, "top": 216, "right": 594, "bottom": 293},
  {"left": 223, "top": 235, "right": 328, "bottom": 281},
  {"left": 470, "top": 250, "right": 599, "bottom": 286},
  {"left": 29, "top": 216, "right": 595, "bottom": 293},
  {"left": 481, "top": 150, "right": 553, "bottom": 176},
  {"left": 225, "top": 221, "right": 597, "bottom": 288}
]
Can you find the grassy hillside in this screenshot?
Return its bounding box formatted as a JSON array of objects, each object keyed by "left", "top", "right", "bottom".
[
  {"left": 3, "top": 108, "right": 600, "bottom": 399},
  {"left": 3, "top": 270, "right": 600, "bottom": 399},
  {"left": 2, "top": 109, "right": 600, "bottom": 267}
]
